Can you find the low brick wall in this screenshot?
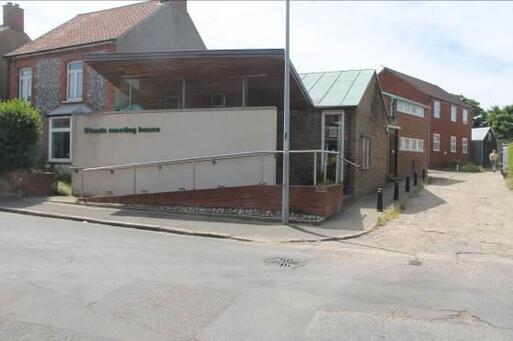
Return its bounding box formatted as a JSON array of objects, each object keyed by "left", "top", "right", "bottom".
[
  {"left": 2, "top": 171, "right": 57, "bottom": 196},
  {"left": 87, "top": 184, "right": 344, "bottom": 217}
]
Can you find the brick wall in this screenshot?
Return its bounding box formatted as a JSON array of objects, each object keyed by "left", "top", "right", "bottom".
[
  {"left": 87, "top": 184, "right": 344, "bottom": 217},
  {"left": 378, "top": 70, "right": 429, "bottom": 177},
  {"left": 349, "top": 76, "right": 389, "bottom": 198},
  {"left": 7, "top": 43, "right": 117, "bottom": 161},
  {"left": 429, "top": 99, "right": 472, "bottom": 168}
]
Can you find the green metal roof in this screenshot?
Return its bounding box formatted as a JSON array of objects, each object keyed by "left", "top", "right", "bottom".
[{"left": 299, "top": 69, "right": 375, "bottom": 107}]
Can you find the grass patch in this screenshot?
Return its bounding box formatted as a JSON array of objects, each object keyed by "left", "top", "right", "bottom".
[
  {"left": 506, "top": 176, "right": 513, "bottom": 191},
  {"left": 460, "top": 162, "right": 483, "bottom": 173},
  {"left": 54, "top": 180, "right": 72, "bottom": 196},
  {"left": 377, "top": 203, "right": 403, "bottom": 227}
]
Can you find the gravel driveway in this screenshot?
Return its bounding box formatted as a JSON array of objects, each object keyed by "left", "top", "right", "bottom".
[{"left": 353, "top": 170, "right": 513, "bottom": 261}]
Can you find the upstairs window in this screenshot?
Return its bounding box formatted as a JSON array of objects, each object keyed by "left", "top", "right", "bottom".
[
  {"left": 450, "top": 136, "right": 457, "bottom": 153},
  {"left": 19, "top": 67, "right": 32, "bottom": 102},
  {"left": 433, "top": 133, "right": 440, "bottom": 152},
  {"left": 463, "top": 109, "right": 469, "bottom": 124},
  {"left": 451, "top": 105, "right": 457, "bottom": 122},
  {"left": 67, "top": 61, "right": 83, "bottom": 101},
  {"left": 433, "top": 100, "right": 440, "bottom": 118},
  {"left": 396, "top": 100, "right": 425, "bottom": 117}
]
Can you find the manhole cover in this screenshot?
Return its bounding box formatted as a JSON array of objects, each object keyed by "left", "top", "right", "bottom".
[{"left": 264, "top": 257, "right": 305, "bottom": 269}]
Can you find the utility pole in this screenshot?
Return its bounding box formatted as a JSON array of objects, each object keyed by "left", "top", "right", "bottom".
[{"left": 282, "top": 0, "right": 291, "bottom": 224}]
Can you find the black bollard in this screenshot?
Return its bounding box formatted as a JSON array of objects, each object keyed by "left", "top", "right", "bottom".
[
  {"left": 414, "top": 172, "right": 418, "bottom": 186},
  {"left": 377, "top": 187, "right": 383, "bottom": 212},
  {"left": 394, "top": 181, "right": 399, "bottom": 201},
  {"left": 405, "top": 176, "right": 410, "bottom": 192},
  {"left": 422, "top": 169, "right": 426, "bottom": 181}
]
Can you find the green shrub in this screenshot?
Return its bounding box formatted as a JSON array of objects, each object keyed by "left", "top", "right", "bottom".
[
  {"left": 460, "top": 162, "right": 482, "bottom": 172},
  {"left": 509, "top": 144, "right": 513, "bottom": 173},
  {"left": 0, "top": 100, "right": 42, "bottom": 171},
  {"left": 54, "top": 180, "right": 72, "bottom": 196}
]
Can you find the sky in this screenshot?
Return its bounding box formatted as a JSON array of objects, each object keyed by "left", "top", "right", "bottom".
[{"left": 4, "top": 0, "right": 513, "bottom": 109}]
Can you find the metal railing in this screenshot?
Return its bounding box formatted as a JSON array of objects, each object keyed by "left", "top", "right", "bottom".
[{"left": 72, "top": 149, "right": 359, "bottom": 198}]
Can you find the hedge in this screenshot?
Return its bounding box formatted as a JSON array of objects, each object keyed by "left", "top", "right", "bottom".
[{"left": 0, "top": 100, "right": 42, "bottom": 172}]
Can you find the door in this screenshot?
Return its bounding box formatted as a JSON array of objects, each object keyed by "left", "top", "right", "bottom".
[
  {"left": 321, "top": 112, "right": 344, "bottom": 183},
  {"left": 389, "top": 129, "right": 398, "bottom": 177}
]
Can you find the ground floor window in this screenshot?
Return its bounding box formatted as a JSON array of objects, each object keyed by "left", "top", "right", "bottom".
[
  {"left": 450, "top": 136, "right": 457, "bottom": 153},
  {"left": 400, "top": 137, "right": 424, "bottom": 152},
  {"left": 49, "top": 117, "right": 71, "bottom": 162},
  {"left": 462, "top": 137, "right": 468, "bottom": 154},
  {"left": 433, "top": 133, "right": 440, "bottom": 151},
  {"left": 361, "top": 136, "right": 371, "bottom": 169}
]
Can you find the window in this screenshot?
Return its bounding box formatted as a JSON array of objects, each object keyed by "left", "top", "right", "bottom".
[
  {"left": 210, "top": 93, "right": 226, "bottom": 107},
  {"left": 67, "top": 61, "right": 83, "bottom": 101},
  {"left": 361, "top": 136, "right": 371, "bottom": 169},
  {"left": 462, "top": 137, "right": 468, "bottom": 154},
  {"left": 434, "top": 100, "right": 440, "bottom": 118},
  {"left": 463, "top": 109, "right": 469, "bottom": 124},
  {"left": 451, "top": 105, "right": 457, "bottom": 122},
  {"left": 49, "top": 117, "right": 71, "bottom": 162},
  {"left": 19, "top": 67, "right": 32, "bottom": 102},
  {"left": 400, "top": 137, "right": 424, "bottom": 152},
  {"left": 433, "top": 133, "right": 441, "bottom": 152},
  {"left": 450, "top": 136, "right": 457, "bottom": 153},
  {"left": 396, "top": 100, "right": 425, "bottom": 117}
]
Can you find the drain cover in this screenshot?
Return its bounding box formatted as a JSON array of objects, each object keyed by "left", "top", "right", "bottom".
[
  {"left": 409, "top": 259, "right": 422, "bottom": 266},
  {"left": 264, "top": 257, "right": 305, "bottom": 269}
]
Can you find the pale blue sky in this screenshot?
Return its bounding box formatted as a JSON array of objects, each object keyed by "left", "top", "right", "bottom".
[{"left": 5, "top": 1, "right": 513, "bottom": 109}]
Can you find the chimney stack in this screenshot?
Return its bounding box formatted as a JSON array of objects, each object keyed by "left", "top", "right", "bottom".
[
  {"left": 159, "top": 0, "right": 187, "bottom": 12},
  {"left": 2, "top": 2, "right": 24, "bottom": 32}
]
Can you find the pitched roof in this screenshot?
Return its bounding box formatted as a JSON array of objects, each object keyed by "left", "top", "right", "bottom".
[
  {"left": 382, "top": 67, "right": 471, "bottom": 109},
  {"left": 299, "top": 69, "right": 375, "bottom": 107},
  {"left": 472, "top": 127, "right": 492, "bottom": 141},
  {"left": 6, "top": 1, "right": 161, "bottom": 57}
]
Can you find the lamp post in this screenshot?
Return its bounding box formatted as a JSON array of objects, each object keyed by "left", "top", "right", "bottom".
[{"left": 282, "top": 0, "right": 291, "bottom": 224}]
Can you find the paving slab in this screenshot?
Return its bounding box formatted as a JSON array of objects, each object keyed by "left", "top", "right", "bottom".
[{"left": 0, "top": 178, "right": 419, "bottom": 243}]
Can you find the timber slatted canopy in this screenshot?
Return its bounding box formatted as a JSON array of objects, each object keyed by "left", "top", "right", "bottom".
[{"left": 84, "top": 49, "right": 313, "bottom": 110}]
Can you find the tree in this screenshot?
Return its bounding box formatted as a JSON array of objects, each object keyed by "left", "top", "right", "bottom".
[
  {"left": 487, "top": 105, "right": 513, "bottom": 140},
  {"left": 0, "top": 100, "right": 42, "bottom": 171},
  {"left": 458, "top": 95, "right": 487, "bottom": 128}
]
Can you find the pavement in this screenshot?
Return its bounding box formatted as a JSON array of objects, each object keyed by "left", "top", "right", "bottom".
[
  {"left": 0, "top": 170, "right": 512, "bottom": 340},
  {"left": 0, "top": 178, "right": 417, "bottom": 243}
]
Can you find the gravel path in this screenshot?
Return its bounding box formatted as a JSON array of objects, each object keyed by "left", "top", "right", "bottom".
[{"left": 353, "top": 170, "right": 513, "bottom": 260}]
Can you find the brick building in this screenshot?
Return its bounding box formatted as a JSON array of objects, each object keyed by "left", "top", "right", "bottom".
[
  {"left": 0, "top": 2, "right": 30, "bottom": 100},
  {"left": 4, "top": 0, "right": 205, "bottom": 165},
  {"left": 378, "top": 67, "right": 472, "bottom": 169}
]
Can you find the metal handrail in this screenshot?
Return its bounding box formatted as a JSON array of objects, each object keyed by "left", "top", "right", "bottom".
[
  {"left": 72, "top": 149, "right": 351, "bottom": 172},
  {"left": 74, "top": 149, "right": 360, "bottom": 198}
]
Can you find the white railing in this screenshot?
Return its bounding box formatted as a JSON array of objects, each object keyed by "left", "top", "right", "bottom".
[{"left": 72, "top": 149, "right": 359, "bottom": 198}]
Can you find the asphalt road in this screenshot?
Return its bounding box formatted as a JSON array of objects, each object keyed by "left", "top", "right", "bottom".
[{"left": 1, "top": 194, "right": 512, "bottom": 340}]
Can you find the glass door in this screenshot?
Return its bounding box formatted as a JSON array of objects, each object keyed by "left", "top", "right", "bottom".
[{"left": 322, "top": 112, "right": 344, "bottom": 183}]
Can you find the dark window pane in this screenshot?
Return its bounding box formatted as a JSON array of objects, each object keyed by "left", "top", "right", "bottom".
[{"left": 52, "top": 131, "right": 70, "bottom": 159}]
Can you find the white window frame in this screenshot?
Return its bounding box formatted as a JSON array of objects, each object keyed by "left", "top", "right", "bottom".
[
  {"left": 433, "top": 100, "right": 440, "bottom": 118},
  {"left": 463, "top": 109, "right": 469, "bottom": 124},
  {"left": 450, "top": 136, "right": 457, "bottom": 153},
  {"left": 361, "top": 136, "right": 371, "bottom": 170},
  {"left": 462, "top": 137, "right": 468, "bottom": 154},
  {"left": 48, "top": 117, "right": 72, "bottom": 163},
  {"left": 433, "top": 133, "right": 440, "bottom": 152},
  {"left": 66, "top": 61, "right": 83, "bottom": 102},
  {"left": 396, "top": 100, "right": 425, "bottom": 117},
  {"left": 400, "top": 137, "right": 425, "bottom": 153},
  {"left": 451, "top": 105, "right": 457, "bottom": 122},
  {"left": 19, "top": 67, "right": 32, "bottom": 102}
]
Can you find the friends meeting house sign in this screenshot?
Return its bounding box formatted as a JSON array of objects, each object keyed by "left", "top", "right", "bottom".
[{"left": 84, "top": 126, "right": 161, "bottom": 135}]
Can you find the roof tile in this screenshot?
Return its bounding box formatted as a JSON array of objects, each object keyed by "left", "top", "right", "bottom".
[{"left": 7, "top": 1, "right": 161, "bottom": 56}]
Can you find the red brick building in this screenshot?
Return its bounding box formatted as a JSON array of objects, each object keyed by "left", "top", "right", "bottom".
[
  {"left": 378, "top": 67, "right": 472, "bottom": 170},
  {"left": 4, "top": 0, "right": 205, "bottom": 165}
]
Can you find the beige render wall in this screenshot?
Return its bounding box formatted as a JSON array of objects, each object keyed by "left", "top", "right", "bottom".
[{"left": 71, "top": 107, "right": 277, "bottom": 196}]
